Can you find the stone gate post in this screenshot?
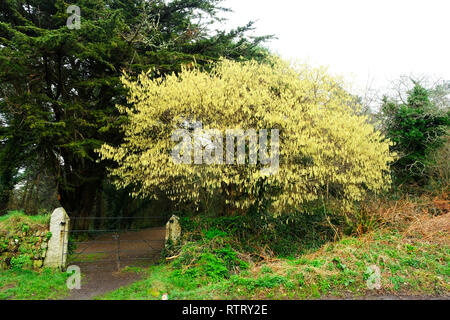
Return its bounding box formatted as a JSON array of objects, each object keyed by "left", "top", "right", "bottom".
[
  {"left": 165, "top": 215, "right": 181, "bottom": 246},
  {"left": 44, "top": 207, "right": 70, "bottom": 269}
]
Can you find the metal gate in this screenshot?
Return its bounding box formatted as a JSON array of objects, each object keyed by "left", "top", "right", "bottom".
[{"left": 62, "top": 215, "right": 169, "bottom": 271}]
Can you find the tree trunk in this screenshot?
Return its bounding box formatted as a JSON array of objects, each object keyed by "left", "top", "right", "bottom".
[
  {"left": 58, "top": 165, "right": 103, "bottom": 231},
  {"left": 0, "top": 152, "right": 18, "bottom": 214},
  {"left": 94, "top": 186, "right": 104, "bottom": 230}
]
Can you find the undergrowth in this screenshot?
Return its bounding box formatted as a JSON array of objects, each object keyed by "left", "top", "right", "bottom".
[
  {"left": 0, "top": 211, "right": 50, "bottom": 232},
  {"left": 99, "top": 227, "right": 449, "bottom": 300},
  {"left": 99, "top": 192, "right": 449, "bottom": 300},
  {"left": 177, "top": 204, "right": 345, "bottom": 258}
]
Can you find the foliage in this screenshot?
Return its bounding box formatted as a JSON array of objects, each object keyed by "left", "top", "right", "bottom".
[
  {"left": 0, "top": 0, "right": 270, "bottom": 216},
  {"left": 170, "top": 233, "right": 248, "bottom": 286},
  {"left": 427, "top": 135, "right": 450, "bottom": 190},
  {"left": 0, "top": 210, "right": 50, "bottom": 231},
  {"left": 99, "top": 57, "right": 395, "bottom": 214},
  {"left": 6, "top": 160, "right": 60, "bottom": 216},
  {"left": 381, "top": 83, "right": 449, "bottom": 185},
  {"left": 178, "top": 204, "right": 345, "bottom": 257},
  {"left": 98, "top": 226, "right": 449, "bottom": 300},
  {"left": 67, "top": 234, "right": 77, "bottom": 256},
  {"left": 0, "top": 210, "right": 51, "bottom": 271},
  {"left": 97, "top": 191, "right": 448, "bottom": 300},
  {"left": 9, "top": 255, "right": 32, "bottom": 271}
]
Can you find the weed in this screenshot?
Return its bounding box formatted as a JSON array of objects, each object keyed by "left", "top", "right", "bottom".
[
  {"left": 10, "top": 255, "right": 32, "bottom": 271},
  {"left": 390, "top": 275, "right": 406, "bottom": 291},
  {"left": 204, "top": 229, "right": 228, "bottom": 240},
  {"left": 260, "top": 265, "right": 273, "bottom": 274}
]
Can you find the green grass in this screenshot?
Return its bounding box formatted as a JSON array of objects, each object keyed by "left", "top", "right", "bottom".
[
  {"left": 98, "top": 229, "right": 450, "bottom": 300},
  {"left": 2, "top": 208, "right": 445, "bottom": 300},
  {"left": 0, "top": 210, "right": 50, "bottom": 231},
  {"left": 97, "top": 264, "right": 228, "bottom": 300},
  {"left": 0, "top": 268, "right": 69, "bottom": 300},
  {"left": 67, "top": 252, "right": 108, "bottom": 263}
]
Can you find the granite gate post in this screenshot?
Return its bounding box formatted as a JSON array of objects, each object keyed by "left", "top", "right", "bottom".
[{"left": 44, "top": 207, "right": 70, "bottom": 269}]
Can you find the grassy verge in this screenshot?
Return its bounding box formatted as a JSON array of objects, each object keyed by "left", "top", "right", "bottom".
[
  {"left": 0, "top": 210, "right": 69, "bottom": 300},
  {"left": 98, "top": 193, "right": 449, "bottom": 300},
  {"left": 0, "top": 210, "right": 50, "bottom": 232},
  {"left": 98, "top": 226, "right": 449, "bottom": 300},
  {"left": 0, "top": 268, "right": 69, "bottom": 300}
]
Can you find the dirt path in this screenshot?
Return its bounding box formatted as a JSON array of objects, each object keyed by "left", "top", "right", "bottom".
[
  {"left": 62, "top": 269, "right": 144, "bottom": 300},
  {"left": 63, "top": 227, "right": 165, "bottom": 300}
]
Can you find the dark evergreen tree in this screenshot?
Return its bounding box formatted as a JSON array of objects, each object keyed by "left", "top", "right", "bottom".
[
  {"left": 381, "top": 83, "right": 449, "bottom": 185},
  {"left": 0, "top": 0, "right": 270, "bottom": 217}
]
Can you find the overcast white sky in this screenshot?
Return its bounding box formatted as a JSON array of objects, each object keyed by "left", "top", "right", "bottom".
[{"left": 219, "top": 0, "right": 450, "bottom": 96}]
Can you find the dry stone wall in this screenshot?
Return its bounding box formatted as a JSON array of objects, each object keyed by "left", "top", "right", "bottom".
[
  {"left": 0, "top": 226, "right": 51, "bottom": 270},
  {"left": 0, "top": 207, "right": 70, "bottom": 270}
]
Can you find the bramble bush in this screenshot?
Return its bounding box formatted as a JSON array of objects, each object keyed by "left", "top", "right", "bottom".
[
  {"left": 176, "top": 203, "right": 346, "bottom": 258},
  {"left": 169, "top": 232, "right": 249, "bottom": 287}
]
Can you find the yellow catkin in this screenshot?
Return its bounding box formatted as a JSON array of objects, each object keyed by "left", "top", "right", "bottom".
[{"left": 98, "top": 56, "right": 396, "bottom": 213}]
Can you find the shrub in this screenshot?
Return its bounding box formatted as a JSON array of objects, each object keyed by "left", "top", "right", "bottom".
[
  {"left": 179, "top": 206, "right": 345, "bottom": 257},
  {"left": 381, "top": 83, "right": 449, "bottom": 185},
  {"left": 10, "top": 255, "right": 32, "bottom": 271},
  {"left": 99, "top": 56, "right": 395, "bottom": 215},
  {"left": 170, "top": 233, "right": 249, "bottom": 285}
]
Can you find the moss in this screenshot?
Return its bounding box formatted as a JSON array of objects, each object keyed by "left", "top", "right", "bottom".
[{"left": 0, "top": 211, "right": 50, "bottom": 271}]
